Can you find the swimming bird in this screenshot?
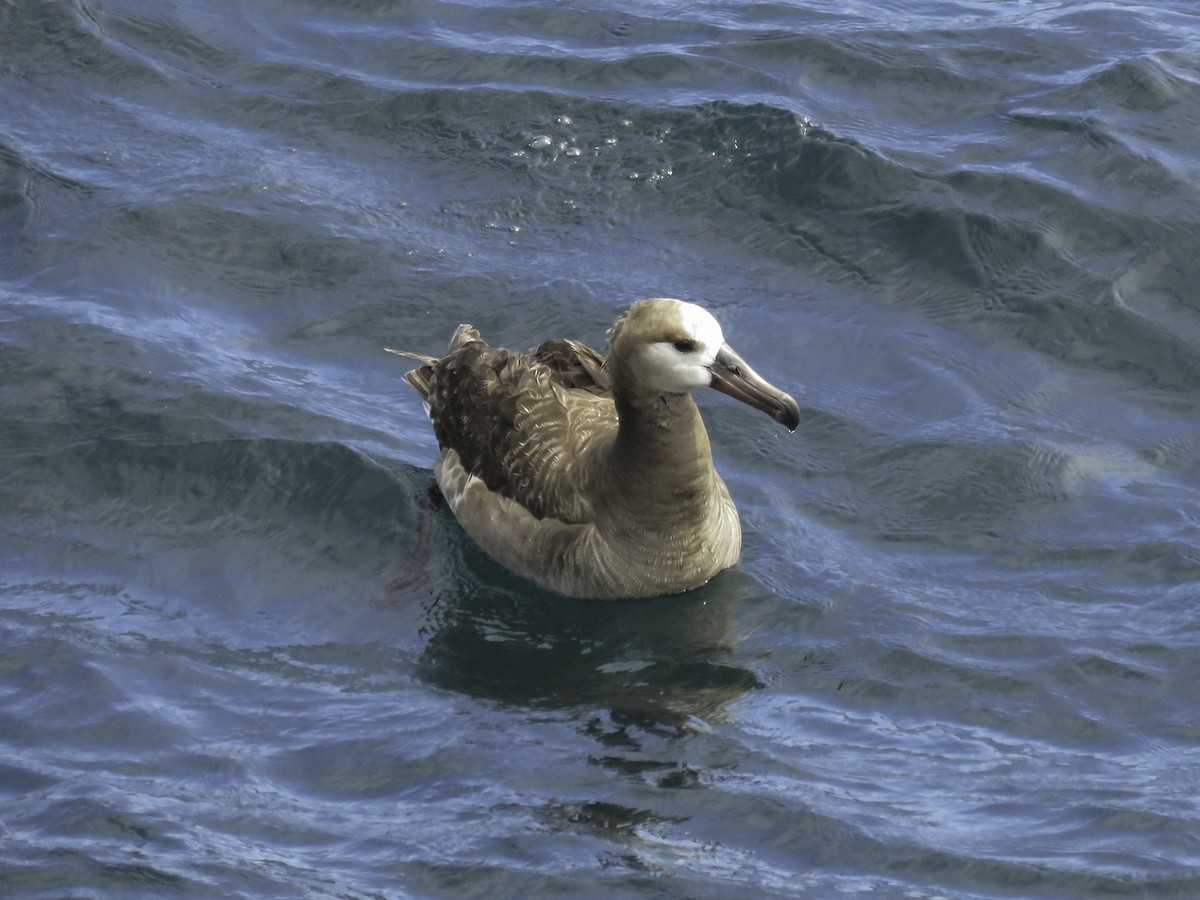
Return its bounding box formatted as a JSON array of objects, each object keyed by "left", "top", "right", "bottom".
[{"left": 389, "top": 298, "right": 799, "bottom": 600}]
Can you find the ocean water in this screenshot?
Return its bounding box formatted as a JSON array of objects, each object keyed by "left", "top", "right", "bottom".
[{"left": 3, "top": 0, "right": 1200, "bottom": 896}]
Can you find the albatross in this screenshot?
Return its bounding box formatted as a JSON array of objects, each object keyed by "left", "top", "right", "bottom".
[{"left": 390, "top": 298, "right": 800, "bottom": 600}]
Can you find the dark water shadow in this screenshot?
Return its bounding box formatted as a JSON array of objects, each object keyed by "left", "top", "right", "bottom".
[{"left": 385, "top": 505, "right": 765, "bottom": 734}]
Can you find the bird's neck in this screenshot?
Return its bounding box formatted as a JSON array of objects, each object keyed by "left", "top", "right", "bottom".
[{"left": 607, "top": 389, "right": 718, "bottom": 513}]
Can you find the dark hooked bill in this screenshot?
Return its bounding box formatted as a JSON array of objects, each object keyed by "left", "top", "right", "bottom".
[{"left": 709, "top": 343, "right": 800, "bottom": 431}]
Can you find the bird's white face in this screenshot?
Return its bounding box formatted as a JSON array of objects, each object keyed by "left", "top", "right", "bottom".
[
  {"left": 630, "top": 299, "right": 726, "bottom": 394},
  {"left": 608, "top": 296, "right": 800, "bottom": 428}
]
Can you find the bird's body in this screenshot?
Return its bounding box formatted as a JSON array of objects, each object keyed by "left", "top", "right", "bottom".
[{"left": 391, "top": 298, "right": 799, "bottom": 599}]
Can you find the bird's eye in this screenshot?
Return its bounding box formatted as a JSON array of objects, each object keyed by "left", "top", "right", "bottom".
[{"left": 672, "top": 339, "right": 697, "bottom": 353}]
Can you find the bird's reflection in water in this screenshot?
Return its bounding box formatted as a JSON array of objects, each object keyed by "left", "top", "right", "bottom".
[
  {"left": 379, "top": 516, "right": 773, "bottom": 864},
  {"left": 406, "top": 524, "right": 766, "bottom": 734}
]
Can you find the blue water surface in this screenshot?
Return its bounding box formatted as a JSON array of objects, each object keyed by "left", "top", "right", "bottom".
[{"left": 2, "top": 0, "right": 1200, "bottom": 896}]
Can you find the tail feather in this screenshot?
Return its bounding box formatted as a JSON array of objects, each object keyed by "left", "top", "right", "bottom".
[
  {"left": 383, "top": 347, "right": 435, "bottom": 365},
  {"left": 386, "top": 323, "right": 485, "bottom": 403},
  {"left": 385, "top": 348, "right": 435, "bottom": 400}
]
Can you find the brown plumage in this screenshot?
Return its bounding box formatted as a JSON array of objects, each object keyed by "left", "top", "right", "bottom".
[{"left": 390, "top": 298, "right": 799, "bottom": 599}]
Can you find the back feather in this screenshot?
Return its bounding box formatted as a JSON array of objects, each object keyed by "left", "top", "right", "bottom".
[{"left": 389, "top": 328, "right": 617, "bottom": 524}]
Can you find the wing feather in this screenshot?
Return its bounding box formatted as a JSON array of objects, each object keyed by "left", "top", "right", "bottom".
[{"left": 422, "top": 334, "right": 616, "bottom": 524}]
